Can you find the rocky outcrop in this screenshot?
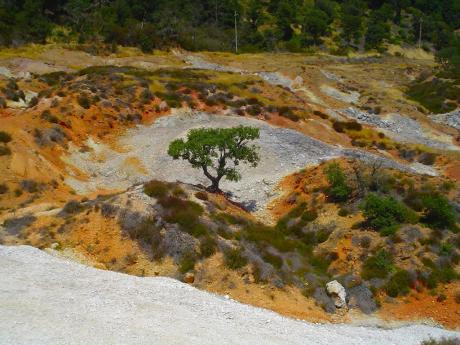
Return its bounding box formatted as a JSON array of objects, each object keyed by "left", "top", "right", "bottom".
[{"left": 326, "top": 280, "right": 347, "bottom": 308}]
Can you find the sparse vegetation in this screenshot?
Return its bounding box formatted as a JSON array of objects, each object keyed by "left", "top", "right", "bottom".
[
  {"left": 421, "top": 194, "right": 458, "bottom": 231},
  {"left": 324, "top": 163, "right": 351, "bottom": 202},
  {"left": 224, "top": 247, "right": 247, "bottom": 270},
  {"left": 385, "top": 270, "right": 412, "bottom": 297},
  {"left": 361, "top": 249, "right": 394, "bottom": 280},
  {"left": 361, "top": 194, "right": 417, "bottom": 234}
]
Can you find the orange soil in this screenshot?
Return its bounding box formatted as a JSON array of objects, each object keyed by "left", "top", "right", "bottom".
[{"left": 379, "top": 282, "right": 460, "bottom": 329}]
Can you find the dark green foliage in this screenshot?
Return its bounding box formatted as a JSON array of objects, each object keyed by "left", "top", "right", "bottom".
[
  {"left": 0, "top": 131, "right": 12, "bottom": 144},
  {"left": 385, "top": 270, "right": 412, "bottom": 297},
  {"left": 361, "top": 249, "right": 394, "bottom": 280},
  {"left": 0, "top": 0, "right": 457, "bottom": 54},
  {"left": 421, "top": 194, "right": 457, "bottom": 230},
  {"left": 360, "top": 193, "right": 418, "bottom": 233},
  {"left": 407, "top": 78, "right": 459, "bottom": 113},
  {"left": 224, "top": 247, "right": 247, "bottom": 269},
  {"left": 168, "top": 126, "right": 260, "bottom": 192},
  {"left": 324, "top": 163, "right": 351, "bottom": 202}
]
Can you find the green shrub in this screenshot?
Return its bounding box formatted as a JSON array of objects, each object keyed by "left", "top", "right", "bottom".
[
  {"left": 361, "top": 193, "right": 418, "bottom": 232},
  {"left": 361, "top": 249, "right": 394, "bottom": 280},
  {"left": 200, "top": 235, "right": 217, "bottom": 258},
  {"left": 160, "top": 196, "right": 206, "bottom": 237},
  {"left": 300, "top": 209, "right": 318, "bottom": 222},
  {"left": 77, "top": 94, "right": 91, "bottom": 109},
  {"left": 144, "top": 180, "right": 170, "bottom": 199},
  {"left": 212, "top": 212, "right": 246, "bottom": 225},
  {"left": 324, "top": 163, "right": 351, "bottom": 202},
  {"left": 224, "top": 247, "right": 247, "bottom": 269},
  {"left": 61, "top": 200, "right": 83, "bottom": 215},
  {"left": 421, "top": 194, "right": 457, "bottom": 230},
  {"left": 0, "top": 131, "right": 12, "bottom": 144},
  {"left": 338, "top": 207, "right": 350, "bottom": 217},
  {"left": 243, "top": 222, "right": 296, "bottom": 252},
  {"left": 262, "top": 251, "right": 283, "bottom": 269},
  {"left": 40, "top": 110, "right": 59, "bottom": 123},
  {"left": 179, "top": 251, "right": 197, "bottom": 273},
  {"left": 385, "top": 270, "right": 412, "bottom": 297}
]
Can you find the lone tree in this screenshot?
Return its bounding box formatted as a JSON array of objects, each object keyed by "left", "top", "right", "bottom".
[{"left": 168, "top": 126, "right": 260, "bottom": 192}]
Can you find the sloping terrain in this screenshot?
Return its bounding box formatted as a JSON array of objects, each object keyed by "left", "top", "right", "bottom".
[
  {"left": 0, "top": 45, "right": 459, "bottom": 333},
  {"left": 63, "top": 110, "right": 436, "bottom": 213},
  {"left": 1, "top": 245, "right": 458, "bottom": 345}
]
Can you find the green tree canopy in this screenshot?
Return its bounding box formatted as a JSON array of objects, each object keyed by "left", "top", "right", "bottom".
[{"left": 167, "top": 126, "right": 260, "bottom": 192}]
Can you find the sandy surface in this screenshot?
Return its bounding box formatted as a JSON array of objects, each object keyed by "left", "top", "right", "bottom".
[
  {"left": 0, "top": 245, "right": 458, "bottom": 345},
  {"left": 63, "top": 110, "right": 436, "bottom": 212}
]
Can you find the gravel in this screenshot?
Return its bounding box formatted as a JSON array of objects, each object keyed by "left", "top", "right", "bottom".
[
  {"left": 340, "top": 107, "right": 459, "bottom": 150},
  {"left": 430, "top": 109, "right": 460, "bottom": 131},
  {"left": 1, "top": 245, "right": 458, "bottom": 345},
  {"left": 64, "top": 110, "right": 436, "bottom": 212}
]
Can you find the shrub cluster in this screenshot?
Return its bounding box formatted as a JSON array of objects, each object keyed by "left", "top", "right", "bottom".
[
  {"left": 324, "top": 163, "right": 351, "bottom": 202},
  {"left": 360, "top": 193, "right": 417, "bottom": 234}
]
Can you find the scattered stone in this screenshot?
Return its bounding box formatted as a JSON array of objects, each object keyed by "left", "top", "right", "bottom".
[
  {"left": 348, "top": 284, "right": 377, "bottom": 314},
  {"left": 157, "top": 101, "right": 169, "bottom": 112},
  {"left": 184, "top": 272, "right": 195, "bottom": 284},
  {"left": 430, "top": 109, "right": 460, "bottom": 131},
  {"left": 326, "top": 280, "right": 347, "bottom": 308},
  {"left": 313, "top": 287, "right": 336, "bottom": 313}
]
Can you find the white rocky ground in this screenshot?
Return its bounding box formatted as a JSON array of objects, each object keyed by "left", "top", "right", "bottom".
[
  {"left": 64, "top": 110, "right": 436, "bottom": 212},
  {"left": 179, "top": 53, "right": 459, "bottom": 151},
  {"left": 0, "top": 245, "right": 458, "bottom": 345},
  {"left": 430, "top": 109, "right": 460, "bottom": 131}
]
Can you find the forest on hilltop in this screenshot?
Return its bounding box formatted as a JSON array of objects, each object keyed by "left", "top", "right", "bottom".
[
  {"left": 0, "top": 1, "right": 458, "bottom": 52},
  {"left": 0, "top": 1, "right": 460, "bottom": 78}
]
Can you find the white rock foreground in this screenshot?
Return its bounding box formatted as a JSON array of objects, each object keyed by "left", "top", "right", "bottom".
[{"left": 0, "top": 246, "right": 458, "bottom": 345}]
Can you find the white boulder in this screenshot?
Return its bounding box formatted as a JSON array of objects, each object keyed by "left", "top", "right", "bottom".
[{"left": 326, "top": 280, "right": 347, "bottom": 308}]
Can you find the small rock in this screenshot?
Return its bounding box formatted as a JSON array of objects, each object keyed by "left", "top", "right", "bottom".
[
  {"left": 50, "top": 242, "right": 60, "bottom": 250},
  {"left": 326, "top": 280, "right": 347, "bottom": 308},
  {"left": 184, "top": 272, "right": 195, "bottom": 284},
  {"left": 159, "top": 101, "right": 169, "bottom": 112}
]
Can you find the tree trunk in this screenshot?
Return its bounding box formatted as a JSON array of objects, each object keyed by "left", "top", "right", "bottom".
[
  {"left": 202, "top": 166, "right": 222, "bottom": 193},
  {"left": 207, "top": 178, "right": 220, "bottom": 193}
]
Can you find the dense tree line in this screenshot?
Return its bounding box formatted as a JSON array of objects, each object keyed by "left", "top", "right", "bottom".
[{"left": 0, "top": 0, "right": 459, "bottom": 55}]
